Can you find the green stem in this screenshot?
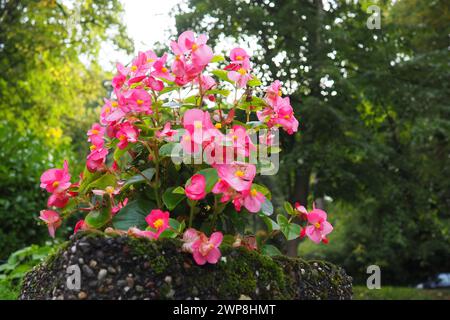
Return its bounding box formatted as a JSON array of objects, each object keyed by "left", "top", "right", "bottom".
[{"left": 188, "top": 201, "right": 197, "bottom": 228}]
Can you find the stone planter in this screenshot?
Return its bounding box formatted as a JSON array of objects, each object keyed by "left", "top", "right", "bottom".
[{"left": 20, "top": 235, "right": 352, "bottom": 300}]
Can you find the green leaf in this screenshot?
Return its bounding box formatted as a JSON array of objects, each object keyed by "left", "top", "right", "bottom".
[
  {"left": 260, "top": 216, "right": 280, "bottom": 232},
  {"left": 195, "top": 168, "right": 219, "bottom": 193},
  {"left": 261, "top": 244, "right": 282, "bottom": 257},
  {"left": 112, "top": 199, "right": 155, "bottom": 230},
  {"left": 211, "top": 55, "right": 225, "bottom": 63},
  {"left": 247, "top": 76, "right": 262, "bottom": 87},
  {"left": 212, "top": 69, "right": 233, "bottom": 83},
  {"left": 172, "top": 186, "right": 185, "bottom": 194},
  {"left": 122, "top": 168, "right": 155, "bottom": 189},
  {"left": 78, "top": 167, "right": 101, "bottom": 194},
  {"left": 168, "top": 218, "right": 185, "bottom": 233},
  {"left": 261, "top": 198, "right": 274, "bottom": 216},
  {"left": 205, "top": 88, "right": 231, "bottom": 97},
  {"left": 85, "top": 174, "right": 117, "bottom": 193},
  {"left": 159, "top": 86, "right": 178, "bottom": 95},
  {"left": 159, "top": 142, "right": 178, "bottom": 158},
  {"left": 277, "top": 214, "right": 301, "bottom": 240},
  {"left": 114, "top": 145, "right": 130, "bottom": 161},
  {"left": 284, "top": 201, "right": 295, "bottom": 215},
  {"left": 85, "top": 206, "right": 111, "bottom": 229},
  {"left": 159, "top": 229, "right": 178, "bottom": 239},
  {"left": 162, "top": 187, "right": 186, "bottom": 211}
]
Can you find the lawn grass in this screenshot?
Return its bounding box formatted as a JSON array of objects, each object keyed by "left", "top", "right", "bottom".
[
  {"left": 0, "top": 280, "right": 19, "bottom": 300},
  {"left": 353, "top": 285, "right": 450, "bottom": 300}
]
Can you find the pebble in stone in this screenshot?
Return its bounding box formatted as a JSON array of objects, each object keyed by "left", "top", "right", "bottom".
[
  {"left": 89, "top": 260, "right": 98, "bottom": 268},
  {"left": 78, "top": 258, "right": 84, "bottom": 264},
  {"left": 70, "top": 246, "right": 77, "bottom": 253},
  {"left": 107, "top": 266, "right": 117, "bottom": 274},
  {"left": 164, "top": 276, "right": 172, "bottom": 284},
  {"left": 82, "top": 265, "right": 95, "bottom": 277},
  {"left": 126, "top": 276, "right": 135, "bottom": 288},
  {"left": 135, "top": 285, "right": 144, "bottom": 293},
  {"left": 98, "top": 269, "right": 108, "bottom": 281}
]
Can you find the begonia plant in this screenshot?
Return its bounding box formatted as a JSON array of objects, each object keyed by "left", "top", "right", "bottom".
[{"left": 39, "top": 31, "right": 333, "bottom": 264}]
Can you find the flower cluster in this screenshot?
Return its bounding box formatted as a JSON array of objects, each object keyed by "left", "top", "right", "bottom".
[{"left": 38, "top": 30, "right": 333, "bottom": 265}]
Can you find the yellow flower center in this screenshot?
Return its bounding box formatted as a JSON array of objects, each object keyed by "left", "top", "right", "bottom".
[
  {"left": 147, "top": 58, "right": 154, "bottom": 63},
  {"left": 131, "top": 65, "right": 137, "bottom": 72},
  {"left": 236, "top": 55, "right": 243, "bottom": 61},
  {"left": 161, "top": 67, "right": 168, "bottom": 73},
  {"left": 104, "top": 107, "right": 111, "bottom": 114},
  {"left": 52, "top": 181, "right": 60, "bottom": 188},
  {"left": 105, "top": 186, "right": 115, "bottom": 194},
  {"left": 111, "top": 101, "right": 118, "bottom": 107},
  {"left": 235, "top": 170, "right": 245, "bottom": 177},
  {"left": 232, "top": 135, "right": 238, "bottom": 141},
  {"left": 90, "top": 145, "right": 97, "bottom": 151},
  {"left": 183, "top": 135, "right": 191, "bottom": 141},
  {"left": 136, "top": 99, "right": 144, "bottom": 105},
  {"left": 284, "top": 115, "right": 290, "bottom": 119},
  {"left": 278, "top": 90, "right": 282, "bottom": 96},
  {"left": 215, "top": 123, "right": 222, "bottom": 129},
  {"left": 191, "top": 43, "right": 199, "bottom": 51},
  {"left": 314, "top": 222, "right": 321, "bottom": 229},
  {"left": 250, "top": 189, "right": 258, "bottom": 197},
  {"left": 91, "top": 129, "right": 99, "bottom": 135},
  {"left": 194, "top": 121, "right": 203, "bottom": 129},
  {"left": 119, "top": 134, "right": 127, "bottom": 141},
  {"left": 175, "top": 55, "right": 181, "bottom": 61},
  {"left": 238, "top": 68, "right": 247, "bottom": 75},
  {"left": 153, "top": 219, "right": 164, "bottom": 229}
]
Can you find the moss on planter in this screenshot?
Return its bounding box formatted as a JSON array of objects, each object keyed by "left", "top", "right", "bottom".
[{"left": 19, "top": 234, "right": 352, "bottom": 300}]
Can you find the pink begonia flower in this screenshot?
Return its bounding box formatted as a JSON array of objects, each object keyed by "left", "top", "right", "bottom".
[
  {"left": 175, "top": 30, "right": 213, "bottom": 67},
  {"left": 112, "top": 198, "right": 128, "bottom": 215},
  {"left": 265, "top": 80, "right": 283, "bottom": 104},
  {"left": 215, "top": 162, "right": 256, "bottom": 192},
  {"left": 227, "top": 68, "right": 252, "bottom": 88},
  {"left": 230, "top": 47, "right": 251, "bottom": 66},
  {"left": 212, "top": 179, "right": 235, "bottom": 203},
  {"left": 191, "top": 231, "right": 223, "bottom": 265},
  {"left": 86, "top": 147, "right": 108, "bottom": 172},
  {"left": 181, "top": 228, "right": 200, "bottom": 253},
  {"left": 156, "top": 122, "right": 178, "bottom": 141},
  {"left": 40, "top": 160, "right": 71, "bottom": 194},
  {"left": 181, "top": 109, "right": 222, "bottom": 154},
  {"left": 225, "top": 125, "right": 257, "bottom": 158},
  {"left": 195, "top": 74, "right": 216, "bottom": 91},
  {"left": 145, "top": 209, "right": 170, "bottom": 239},
  {"left": 74, "top": 219, "right": 88, "bottom": 234},
  {"left": 295, "top": 202, "right": 308, "bottom": 219},
  {"left": 257, "top": 96, "right": 299, "bottom": 135},
  {"left": 100, "top": 99, "right": 126, "bottom": 125},
  {"left": 92, "top": 185, "right": 120, "bottom": 198},
  {"left": 47, "top": 193, "right": 70, "bottom": 208},
  {"left": 116, "top": 122, "right": 139, "bottom": 149},
  {"left": 87, "top": 123, "right": 105, "bottom": 147},
  {"left": 39, "top": 210, "right": 62, "bottom": 238},
  {"left": 305, "top": 208, "right": 333, "bottom": 244},
  {"left": 185, "top": 174, "right": 207, "bottom": 200},
  {"left": 127, "top": 227, "right": 154, "bottom": 239},
  {"left": 242, "top": 188, "right": 266, "bottom": 213},
  {"left": 144, "top": 76, "right": 164, "bottom": 91},
  {"left": 129, "top": 51, "right": 151, "bottom": 76},
  {"left": 122, "top": 88, "right": 152, "bottom": 114},
  {"left": 112, "top": 63, "right": 128, "bottom": 90},
  {"left": 151, "top": 53, "right": 175, "bottom": 81}
]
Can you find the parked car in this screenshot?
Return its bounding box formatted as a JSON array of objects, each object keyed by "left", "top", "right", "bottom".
[{"left": 416, "top": 273, "right": 450, "bottom": 289}]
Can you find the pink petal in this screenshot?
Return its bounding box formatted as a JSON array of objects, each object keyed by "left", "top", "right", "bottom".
[{"left": 206, "top": 248, "right": 221, "bottom": 264}]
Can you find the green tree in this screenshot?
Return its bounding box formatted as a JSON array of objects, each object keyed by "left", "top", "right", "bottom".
[{"left": 0, "top": 0, "right": 133, "bottom": 258}]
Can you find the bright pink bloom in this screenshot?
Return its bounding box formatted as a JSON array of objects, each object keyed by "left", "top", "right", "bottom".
[
  {"left": 144, "top": 76, "right": 164, "bottom": 91},
  {"left": 212, "top": 179, "right": 235, "bottom": 203},
  {"left": 230, "top": 47, "right": 250, "bottom": 65},
  {"left": 181, "top": 228, "right": 200, "bottom": 253},
  {"left": 127, "top": 227, "right": 154, "bottom": 239},
  {"left": 181, "top": 109, "right": 222, "bottom": 154},
  {"left": 74, "top": 219, "right": 88, "bottom": 234},
  {"left": 295, "top": 202, "right": 308, "bottom": 219},
  {"left": 40, "top": 160, "right": 71, "bottom": 194},
  {"left": 87, "top": 123, "right": 105, "bottom": 147},
  {"left": 100, "top": 99, "right": 126, "bottom": 125},
  {"left": 92, "top": 185, "right": 120, "bottom": 198},
  {"left": 195, "top": 74, "right": 216, "bottom": 91},
  {"left": 305, "top": 208, "right": 333, "bottom": 244},
  {"left": 156, "top": 122, "right": 178, "bottom": 141},
  {"left": 265, "top": 80, "right": 283, "bottom": 104},
  {"left": 122, "top": 88, "right": 152, "bottom": 114},
  {"left": 225, "top": 125, "right": 256, "bottom": 158},
  {"left": 116, "top": 122, "right": 139, "bottom": 149},
  {"left": 174, "top": 31, "right": 213, "bottom": 67},
  {"left": 145, "top": 209, "right": 170, "bottom": 239},
  {"left": 151, "top": 54, "right": 175, "bottom": 81},
  {"left": 86, "top": 147, "right": 108, "bottom": 172},
  {"left": 185, "top": 174, "right": 207, "bottom": 200},
  {"left": 39, "top": 210, "right": 61, "bottom": 238},
  {"left": 112, "top": 63, "right": 128, "bottom": 90},
  {"left": 191, "top": 231, "right": 223, "bottom": 265},
  {"left": 47, "top": 193, "right": 70, "bottom": 208},
  {"left": 228, "top": 68, "right": 252, "bottom": 88},
  {"left": 215, "top": 162, "right": 256, "bottom": 192},
  {"left": 242, "top": 188, "right": 266, "bottom": 213}
]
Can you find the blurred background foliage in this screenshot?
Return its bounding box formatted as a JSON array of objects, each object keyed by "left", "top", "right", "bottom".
[
  {"left": 0, "top": 0, "right": 448, "bottom": 290},
  {"left": 0, "top": 0, "right": 133, "bottom": 258}
]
